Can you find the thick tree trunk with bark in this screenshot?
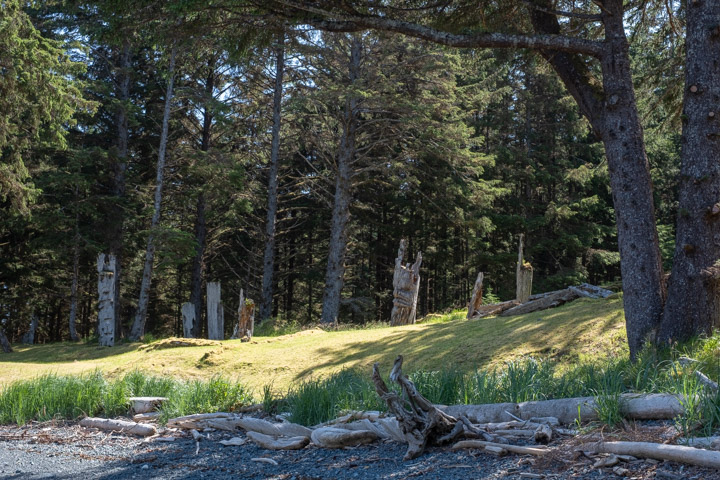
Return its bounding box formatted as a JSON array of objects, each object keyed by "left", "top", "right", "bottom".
[
  {"left": 659, "top": 0, "right": 720, "bottom": 344},
  {"left": 97, "top": 254, "right": 116, "bottom": 347},
  {"left": 467, "top": 272, "right": 484, "bottom": 319},
  {"left": 129, "top": 45, "right": 177, "bottom": 341},
  {"left": 260, "top": 35, "right": 285, "bottom": 322},
  {"left": 515, "top": 234, "right": 532, "bottom": 303},
  {"left": 321, "top": 36, "right": 361, "bottom": 324},
  {"left": 206, "top": 282, "right": 223, "bottom": 340},
  {"left": 390, "top": 239, "right": 423, "bottom": 326}
]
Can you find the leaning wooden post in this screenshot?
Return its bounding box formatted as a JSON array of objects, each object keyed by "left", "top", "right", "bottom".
[
  {"left": 516, "top": 234, "right": 533, "bottom": 303},
  {"left": 231, "top": 289, "right": 255, "bottom": 341},
  {"left": 181, "top": 302, "right": 195, "bottom": 338},
  {"left": 206, "top": 282, "right": 223, "bottom": 340},
  {"left": 467, "top": 272, "right": 484, "bottom": 319},
  {"left": 97, "top": 254, "right": 116, "bottom": 347},
  {"left": 390, "top": 239, "right": 423, "bottom": 326}
]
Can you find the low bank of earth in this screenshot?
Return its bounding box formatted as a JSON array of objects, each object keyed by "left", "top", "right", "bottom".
[{"left": 0, "top": 421, "right": 714, "bottom": 480}]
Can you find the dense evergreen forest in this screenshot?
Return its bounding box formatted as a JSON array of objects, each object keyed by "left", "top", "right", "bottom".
[{"left": 0, "top": 1, "right": 698, "bottom": 351}]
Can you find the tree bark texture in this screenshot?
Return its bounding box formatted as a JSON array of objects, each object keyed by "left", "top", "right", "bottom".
[
  {"left": 232, "top": 289, "right": 255, "bottom": 340},
  {"left": 0, "top": 328, "right": 11, "bottom": 353},
  {"left": 467, "top": 271, "right": 484, "bottom": 319},
  {"left": 181, "top": 302, "right": 195, "bottom": 338},
  {"left": 516, "top": 234, "right": 532, "bottom": 303},
  {"left": 260, "top": 34, "right": 285, "bottom": 322},
  {"left": 320, "top": 35, "right": 361, "bottom": 324},
  {"left": 20, "top": 313, "right": 38, "bottom": 344},
  {"left": 659, "top": 0, "right": 720, "bottom": 344},
  {"left": 390, "top": 239, "right": 423, "bottom": 326},
  {"left": 129, "top": 45, "right": 177, "bottom": 341},
  {"left": 97, "top": 253, "right": 116, "bottom": 347},
  {"left": 206, "top": 282, "right": 223, "bottom": 340}
]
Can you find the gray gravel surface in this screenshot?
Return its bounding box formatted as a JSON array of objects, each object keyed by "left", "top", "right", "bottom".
[{"left": 1, "top": 422, "right": 719, "bottom": 479}]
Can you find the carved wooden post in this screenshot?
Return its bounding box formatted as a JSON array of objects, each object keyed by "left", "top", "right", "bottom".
[
  {"left": 390, "top": 239, "right": 423, "bottom": 326},
  {"left": 516, "top": 234, "right": 533, "bottom": 303},
  {"left": 97, "top": 254, "right": 116, "bottom": 347},
  {"left": 206, "top": 282, "right": 223, "bottom": 340},
  {"left": 181, "top": 302, "right": 195, "bottom": 338},
  {"left": 0, "top": 328, "right": 12, "bottom": 353},
  {"left": 231, "top": 289, "right": 255, "bottom": 341},
  {"left": 467, "top": 272, "right": 484, "bottom": 319},
  {"left": 21, "top": 313, "right": 39, "bottom": 344}
]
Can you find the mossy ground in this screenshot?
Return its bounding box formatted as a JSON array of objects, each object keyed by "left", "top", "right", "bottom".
[{"left": 0, "top": 296, "right": 626, "bottom": 392}]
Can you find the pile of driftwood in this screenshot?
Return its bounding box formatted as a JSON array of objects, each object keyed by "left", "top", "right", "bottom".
[{"left": 77, "top": 355, "right": 720, "bottom": 470}]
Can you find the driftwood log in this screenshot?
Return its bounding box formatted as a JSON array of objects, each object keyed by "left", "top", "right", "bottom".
[
  {"left": 467, "top": 272, "right": 484, "bottom": 319},
  {"left": 372, "top": 355, "right": 457, "bottom": 459},
  {"left": 80, "top": 417, "right": 156, "bottom": 436},
  {"left": 390, "top": 240, "right": 422, "bottom": 326},
  {"left": 231, "top": 289, "right": 255, "bottom": 341},
  {"left": 516, "top": 234, "right": 533, "bottom": 303},
  {"left": 581, "top": 441, "right": 720, "bottom": 469},
  {"left": 501, "top": 288, "right": 580, "bottom": 317},
  {"left": 452, "top": 439, "right": 548, "bottom": 456},
  {"left": 0, "top": 328, "right": 12, "bottom": 353},
  {"left": 311, "top": 427, "right": 378, "bottom": 448},
  {"left": 246, "top": 431, "right": 309, "bottom": 450}
]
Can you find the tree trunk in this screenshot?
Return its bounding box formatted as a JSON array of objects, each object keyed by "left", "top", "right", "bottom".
[
  {"left": 69, "top": 205, "right": 80, "bottom": 341},
  {"left": 597, "top": 2, "right": 664, "bottom": 357},
  {"left": 659, "top": 0, "right": 720, "bottom": 344},
  {"left": 320, "top": 36, "right": 361, "bottom": 324},
  {"left": 390, "top": 239, "right": 423, "bottom": 326},
  {"left": 0, "top": 328, "right": 12, "bottom": 353},
  {"left": 97, "top": 253, "right": 116, "bottom": 347},
  {"left": 206, "top": 282, "right": 223, "bottom": 340},
  {"left": 189, "top": 192, "right": 206, "bottom": 338},
  {"left": 21, "top": 313, "right": 38, "bottom": 344},
  {"left": 129, "top": 45, "right": 177, "bottom": 341},
  {"left": 260, "top": 34, "right": 285, "bottom": 323},
  {"left": 515, "top": 234, "right": 532, "bottom": 303},
  {"left": 467, "top": 272, "right": 484, "bottom": 319},
  {"left": 181, "top": 302, "right": 194, "bottom": 338}
]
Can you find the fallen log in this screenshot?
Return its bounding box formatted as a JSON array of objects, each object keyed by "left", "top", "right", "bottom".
[
  {"left": 167, "top": 412, "right": 241, "bottom": 430},
  {"left": 452, "top": 439, "right": 548, "bottom": 456},
  {"left": 328, "top": 418, "right": 406, "bottom": 443},
  {"left": 569, "top": 283, "right": 614, "bottom": 299},
  {"left": 79, "top": 417, "right": 156, "bottom": 437},
  {"left": 373, "top": 355, "right": 457, "bottom": 460},
  {"left": 442, "top": 393, "right": 684, "bottom": 425},
  {"left": 470, "top": 300, "right": 520, "bottom": 319},
  {"left": 246, "top": 431, "right": 310, "bottom": 450},
  {"left": 310, "top": 427, "right": 378, "bottom": 448},
  {"left": 501, "top": 288, "right": 579, "bottom": 317},
  {"left": 581, "top": 441, "right": 720, "bottom": 468},
  {"left": 129, "top": 396, "right": 167, "bottom": 414},
  {"left": 235, "top": 417, "right": 312, "bottom": 438},
  {"left": 683, "top": 436, "right": 720, "bottom": 449}
]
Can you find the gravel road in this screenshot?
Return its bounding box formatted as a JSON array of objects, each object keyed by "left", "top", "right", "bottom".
[{"left": 1, "top": 422, "right": 718, "bottom": 479}]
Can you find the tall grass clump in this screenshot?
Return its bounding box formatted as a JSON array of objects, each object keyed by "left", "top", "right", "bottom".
[
  {"left": 159, "top": 376, "right": 254, "bottom": 422},
  {"left": 286, "top": 369, "right": 384, "bottom": 426},
  {"left": 0, "top": 372, "right": 127, "bottom": 424}
]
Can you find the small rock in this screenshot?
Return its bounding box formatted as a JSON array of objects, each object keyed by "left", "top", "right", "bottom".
[
  {"left": 141, "top": 465, "right": 149, "bottom": 470},
  {"left": 613, "top": 466, "right": 630, "bottom": 476}
]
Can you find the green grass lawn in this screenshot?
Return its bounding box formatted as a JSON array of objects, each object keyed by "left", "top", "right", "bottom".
[{"left": 0, "top": 295, "right": 627, "bottom": 392}]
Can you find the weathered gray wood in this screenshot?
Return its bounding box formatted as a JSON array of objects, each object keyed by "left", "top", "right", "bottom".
[
  {"left": 206, "top": 282, "right": 223, "bottom": 340},
  {"left": 501, "top": 288, "right": 579, "bottom": 317},
  {"left": 452, "top": 440, "right": 548, "bottom": 456},
  {"left": 442, "top": 393, "right": 684, "bottom": 425},
  {"left": 129, "top": 396, "right": 168, "bottom": 414},
  {"left": 247, "top": 431, "right": 309, "bottom": 450},
  {"left": 235, "top": 417, "right": 312, "bottom": 438},
  {"left": 373, "top": 355, "right": 456, "bottom": 459},
  {"left": 311, "top": 427, "right": 377, "bottom": 448},
  {"left": 568, "top": 283, "right": 614, "bottom": 299},
  {"left": 469, "top": 300, "right": 520, "bottom": 319},
  {"left": 181, "top": 302, "right": 195, "bottom": 338},
  {"left": 97, "top": 254, "right": 116, "bottom": 347},
  {"left": 0, "top": 328, "right": 12, "bottom": 353},
  {"left": 80, "top": 417, "right": 156, "bottom": 436},
  {"left": 516, "top": 234, "right": 533, "bottom": 303},
  {"left": 390, "top": 240, "right": 423, "bottom": 326},
  {"left": 467, "top": 272, "right": 484, "bottom": 319},
  {"left": 21, "top": 313, "right": 38, "bottom": 344},
  {"left": 581, "top": 441, "right": 720, "bottom": 468},
  {"left": 231, "top": 289, "right": 255, "bottom": 340}
]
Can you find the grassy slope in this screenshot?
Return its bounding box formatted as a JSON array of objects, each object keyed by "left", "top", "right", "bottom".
[{"left": 0, "top": 296, "right": 626, "bottom": 392}]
